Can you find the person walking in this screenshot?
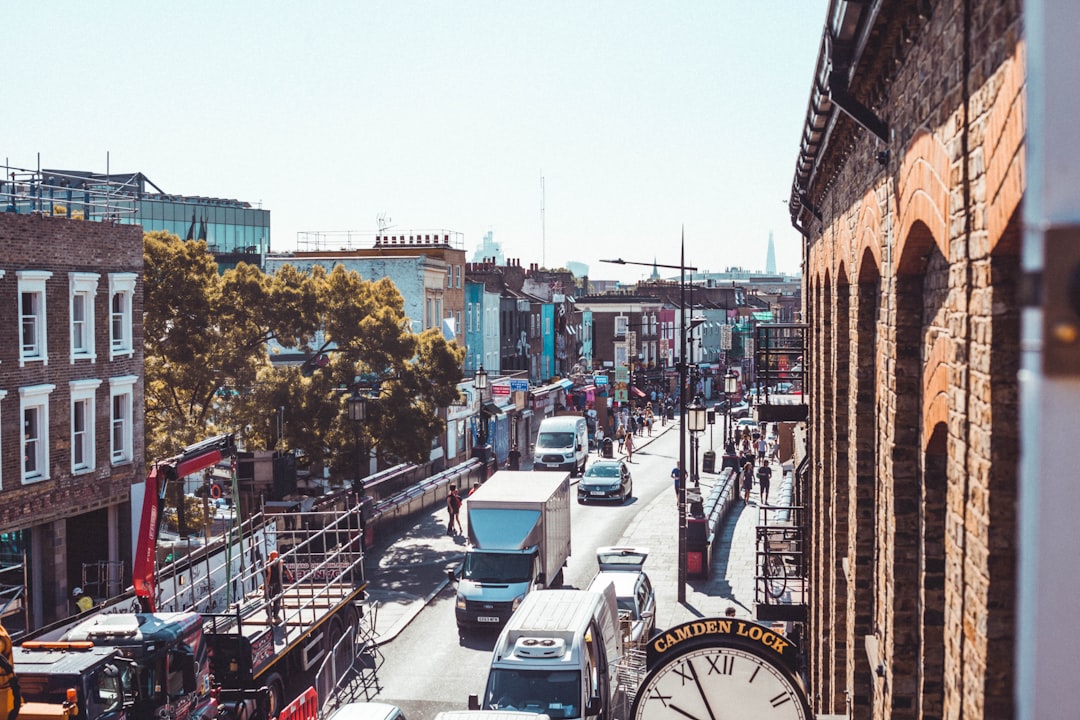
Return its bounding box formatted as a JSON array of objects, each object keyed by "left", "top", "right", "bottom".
[
  {"left": 447, "top": 484, "right": 463, "bottom": 535},
  {"left": 265, "top": 551, "right": 291, "bottom": 623},
  {"left": 756, "top": 437, "right": 768, "bottom": 466},
  {"left": 671, "top": 461, "right": 686, "bottom": 497},
  {"left": 756, "top": 463, "right": 774, "bottom": 506},
  {"left": 616, "top": 425, "right": 626, "bottom": 453},
  {"left": 507, "top": 444, "right": 522, "bottom": 471},
  {"left": 624, "top": 430, "right": 635, "bottom": 463},
  {"left": 741, "top": 461, "right": 755, "bottom": 504}
]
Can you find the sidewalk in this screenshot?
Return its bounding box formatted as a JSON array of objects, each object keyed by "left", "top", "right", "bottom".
[{"left": 362, "top": 418, "right": 791, "bottom": 643}]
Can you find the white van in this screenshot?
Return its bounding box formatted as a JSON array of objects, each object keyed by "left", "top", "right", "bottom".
[
  {"left": 470, "top": 587, "right": 622, "bottom": 720},
  {"left": 533, "top": 416, "right": 588, "bottom": 476}
]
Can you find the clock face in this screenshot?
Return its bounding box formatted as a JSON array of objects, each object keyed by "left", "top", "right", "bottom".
[{"left": 632, "top": 645, "right": 810, "bottom": 720}]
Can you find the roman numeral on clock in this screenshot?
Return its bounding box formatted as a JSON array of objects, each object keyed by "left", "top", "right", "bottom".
[
  {"left": 770, "top": 692, "right": 792, "bottom": 708},
  {"left": 647, "top": 688, "right": 672, "bottom": 706},
  {"left": 705, "top": 655, "right": 734, "bottom": 675}
]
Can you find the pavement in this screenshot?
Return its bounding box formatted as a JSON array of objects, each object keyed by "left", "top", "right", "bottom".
[{"left": 362, "top": 418, "right": 793, "bottom": 644}]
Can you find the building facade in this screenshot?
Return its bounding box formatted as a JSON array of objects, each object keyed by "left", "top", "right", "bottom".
[
  {"left": 0, "top": 213, "right": 145, "bottom": 633},
  {"left": 788, "top": 2, "right": 1023, "bottom": 718}
]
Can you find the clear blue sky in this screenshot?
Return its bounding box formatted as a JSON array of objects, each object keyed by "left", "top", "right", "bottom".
[{"left": 3, "top": 2, "right": 827, "bottom": 285}]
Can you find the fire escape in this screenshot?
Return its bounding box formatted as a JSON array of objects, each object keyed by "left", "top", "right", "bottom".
[{"left": 752, "top": 323, "right": 809, "bottom": 624}]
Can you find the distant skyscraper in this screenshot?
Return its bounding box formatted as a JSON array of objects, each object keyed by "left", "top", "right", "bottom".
[
  {"left": 766, "top": 231, "right": 777, "bottom": 275},
  {"left": 471, "top": 229, "right": 505, "bottom": 265}
]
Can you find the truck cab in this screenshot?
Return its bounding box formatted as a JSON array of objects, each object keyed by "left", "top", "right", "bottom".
[{"left": 14, "top": 643, "right": 135, "bottom": 720}]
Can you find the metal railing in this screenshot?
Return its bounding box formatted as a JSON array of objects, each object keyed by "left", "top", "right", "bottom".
[
  {"left": 754, "top": 503, "right": 808, "bottom": 620},
  {"left": 2, "top": 165, "right": 138, "bottom": 220}
]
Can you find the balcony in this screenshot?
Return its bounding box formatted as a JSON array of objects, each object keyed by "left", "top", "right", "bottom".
[
  {"left": 754, "top": 503, "right": 808, "bottom": 622},
  {"left": 752, "top": 323, "right": 808, "bottom": 423}
]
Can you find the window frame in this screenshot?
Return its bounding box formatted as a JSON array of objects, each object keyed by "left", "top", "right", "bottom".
[
  {"left": 109, "top": 375, "right": 138, "bottom": 465},
  {"left": 71, "top": 379, "right": 102, "bottom": 474},
  {"left": 19, "top": 383, "right": 56, "bottom": 483},
  {"left": 108, "top": 273, "right": 137, "bottom": 359},
  {"left": 18, "top": 270, "right": 53, "bottom": 367},
  {"left": 70, "top": 272, "right": 100, "bottom": 363}
]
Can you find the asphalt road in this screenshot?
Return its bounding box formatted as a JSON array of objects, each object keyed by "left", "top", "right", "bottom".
[{"left": 366, "top": 428, "right": 682, "bottom": 720}]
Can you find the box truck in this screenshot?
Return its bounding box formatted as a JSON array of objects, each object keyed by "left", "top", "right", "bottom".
[
  {"left": 452, "top": 472, "right": 572, "bottom": 631},
  {"left": 469, "top": 588, "right": 623, "bottom": 720}
]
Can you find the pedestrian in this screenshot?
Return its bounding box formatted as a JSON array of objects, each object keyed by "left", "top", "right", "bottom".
[
  {"left": 447, "top": 484, "right": 463, "bottom": 535},
  {"left": 671, "top": 461, "right": 686, "bottom": 497},
  {"left": 757, "top": 437, "right": 768, "bottom": 466},
  {"left": 645, "top": 405, "right": 654, "bottom": 436},
  {"left": 595, "top": 425, "right": 605, "bottom": 452},
  {"left": 624, "top": 431, "right": 635, "bottom": 463},
  {"left": 265, "top": 550, "right": 291, "bottom": 623},
  {"left": 507, "top": 444, "right": 522, "bottom": 471},
  {"left": 741, "top": 462, "right": 754, "bottom": 504},
  {"left": 72, "top": 587, "right": 93, "bottom": 613},
  {"left": 725, "top": 606, "right": 737, "bottom": 618},
  {"left": 756, "top": 463, "right": 773, "bottom": 505},
  {"left": 468, "top": 482, "right": 482, "bottom": 497},
  {"left": 616, "top": 425, "right": 626, "bottom": 452}
]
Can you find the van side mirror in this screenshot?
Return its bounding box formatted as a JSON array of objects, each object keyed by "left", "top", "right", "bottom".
[
  {"left": 586, "top": 697, "right": 601, "bottom": 715},
  {"left": 446, "top": 569, "right": 458, "bottom": 583},
  {"left": 468, "top": 694, "right": 481, "bottom": 711}
]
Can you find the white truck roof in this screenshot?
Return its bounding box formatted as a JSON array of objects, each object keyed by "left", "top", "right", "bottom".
[{"left": 468, "top": 471, "right": 569, "bottom": 503}]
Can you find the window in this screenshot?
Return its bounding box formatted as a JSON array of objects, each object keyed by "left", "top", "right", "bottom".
[
  {"left": 20, "top": 384, "right": 56, "bottom": 483},
  {"left": 71, "top": 379, "right": 102, "bottom": 474},
  {"left": 18, "top": 271, "right": 52, "bottom": 366},
  {"left": 456, "top": 265, "right": 462, "bottom": 288},
  {"left": 70, "top": 272, "right": 100, "bottom": 362},
  {"left": 108, "top": 273, "right": 137, "bottom": 358},
  {"left": 447, "top": 265, "right": 453, "bottom": 288},
  {"left": 109, "top": 375, "right": 137, "bottom": 465},
  {"left": 614, "top": 315, "right": 628, "bottom": 336},
  {"left": 457, "top": 310, "right": 463, "bottom": 337}
]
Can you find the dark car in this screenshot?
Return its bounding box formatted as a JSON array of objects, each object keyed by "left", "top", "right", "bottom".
[{"left": 577, "top": 459, "right": 633, "bottom": 503}]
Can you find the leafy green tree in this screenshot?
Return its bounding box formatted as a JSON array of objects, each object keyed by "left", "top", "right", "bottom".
[{"left": 144, "top": 232, "right": 466, "bottom": 476}]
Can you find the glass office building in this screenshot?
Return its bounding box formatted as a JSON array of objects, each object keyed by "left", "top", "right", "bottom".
[{"left": 1, "top": 165, "right": 270, "bottom": 270}]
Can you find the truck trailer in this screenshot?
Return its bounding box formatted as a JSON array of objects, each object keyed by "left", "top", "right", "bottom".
[{"left": 453, "top": 472, "right": 572, "bottom": 631}]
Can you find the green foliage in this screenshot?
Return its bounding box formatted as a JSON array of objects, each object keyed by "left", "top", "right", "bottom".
[{"left": 144, "top": 232, "right": 466, "bottom": 476}]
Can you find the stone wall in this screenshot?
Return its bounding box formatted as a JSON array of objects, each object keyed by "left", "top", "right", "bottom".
[{"left": 793, "top": 1, "right": 1024, "bottom": 718}]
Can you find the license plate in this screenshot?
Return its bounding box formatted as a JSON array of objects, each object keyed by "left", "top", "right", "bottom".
[
  {"left": 478, "top": 616, "right": 500, "bottom": 623},
  {"left": 591, "top": 491, "right": 606, "bottom": 496}
]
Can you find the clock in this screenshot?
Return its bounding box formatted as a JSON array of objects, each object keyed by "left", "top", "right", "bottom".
[{"left": 631, "top": 619, "right": 811, "bottom": 720}]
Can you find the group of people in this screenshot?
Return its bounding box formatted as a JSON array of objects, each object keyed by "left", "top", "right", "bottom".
[{"left": 730, "top": 424, "right": 776, "bottom": 506}]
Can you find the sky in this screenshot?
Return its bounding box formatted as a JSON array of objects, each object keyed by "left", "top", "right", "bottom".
[{"left": 3, "top": 1, "right": 828, "bottom": 285}]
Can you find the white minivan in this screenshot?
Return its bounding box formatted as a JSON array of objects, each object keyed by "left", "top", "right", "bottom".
[{"left": 533, "top": 416, "right": 588, "bottom": 476}]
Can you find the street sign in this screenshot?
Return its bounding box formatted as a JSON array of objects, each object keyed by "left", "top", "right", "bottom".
[
  {"left": 594, "top": 375, "right": 609, "bottom": 386},
  {"left": 491, "top": 384, "right": 510, "bottom": 396},
  {"left": 510, "top": 379, "right": 529, "bottom": 392}
]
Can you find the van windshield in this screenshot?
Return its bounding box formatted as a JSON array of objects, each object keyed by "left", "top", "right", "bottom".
[
  {"left": 485, "top": 669, "right": 582, "bottom": 719},
  {"left": 538, "top": 432, "right": 575, "bottom": 449}
]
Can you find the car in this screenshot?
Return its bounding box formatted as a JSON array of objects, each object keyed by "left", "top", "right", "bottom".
[
  {"left": 577, "top": 459, "right": 632, "bottom": 503},
  {"left": 728, "top": 402, "right": 751, "bottom": 419},
  {"left": 586, "top": 547, "right": 656, "bottom": 645},
  {"left": 735, "top": 417, "right": 760, "bottom": 436},
  {"left": 326, "top": 703, "right": 407, "bottom": 720}
]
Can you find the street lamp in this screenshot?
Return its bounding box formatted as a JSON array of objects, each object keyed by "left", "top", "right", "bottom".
[
  {"left": 724, "top": 370, "right": 739, "bottom": 446},
  {"left": 474, "top": 365, "right": 489, "bottom": 447},
  {"left": 602, "top": 233, "right": 699, "bottom": 602},
  {"left": 347, "top": 388, "right": 368, "bottom": 496},
  {"left": 687, "top": 395, "right": 707, "bottom": 487}
]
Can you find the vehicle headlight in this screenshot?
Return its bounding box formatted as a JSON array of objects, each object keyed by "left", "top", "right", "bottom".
[
  {"left": 512, "top": 594, "right": 526, "bottom": 611},
  {"left": 456, "top": 594, "right": 467, "bottom": 610}
]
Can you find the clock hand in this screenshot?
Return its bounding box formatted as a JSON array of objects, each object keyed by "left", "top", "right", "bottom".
[
  {"left": 687, "top": 660, "right": 718, "bottom": 720},
  {"left": 668, "top": 704, "right": 706, "bottom": 720}
]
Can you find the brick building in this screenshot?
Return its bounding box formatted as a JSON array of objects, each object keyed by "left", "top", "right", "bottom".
[
  {"left": 788, "top": 2, "right": 1023, "bottom": 718},
  {"left": 0, "top": 212, "right": 145, "bottom": 633}
]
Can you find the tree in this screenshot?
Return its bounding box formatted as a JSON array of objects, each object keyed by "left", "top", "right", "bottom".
[{"left": 144, "top": 232, "right": 466, "bottom": 476}]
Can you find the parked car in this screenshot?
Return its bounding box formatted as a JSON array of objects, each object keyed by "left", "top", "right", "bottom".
[
  {"left": 326, "top": 703, "right": 407, "bottom": 720},
  {"left": 728, "top": 402, "right": 751, "bottom": 419},
  {"left": 586, "top": 547, "right": 656, "bottom": 644},
  {"left": 577, "top": 459, "right": 633, "bottom": 503}
]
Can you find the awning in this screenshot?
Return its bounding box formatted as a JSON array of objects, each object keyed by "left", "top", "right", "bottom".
[
  {"left": 630, "top": 386, "right": 647, "bottom": 398},
  {"left": 558, "top": 379, "right": 574, "bottom": 390},
  {"left": 481, "top": 402, "right": 504, "bottom": 415}
]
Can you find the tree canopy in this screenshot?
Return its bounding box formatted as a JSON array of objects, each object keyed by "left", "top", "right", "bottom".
[{"left": 143, "top": 231, "right": 465, "bottom": 476}]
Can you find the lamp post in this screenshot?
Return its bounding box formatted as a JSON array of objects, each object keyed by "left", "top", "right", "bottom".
[
  {"left": 687, "top": 395, "right": 707, "bottom": 487},
  {"left": 602, "top": 234, "right": 699, "bottom": 602},
  {"left": 347, "top": 388, "right": 368, "bottom": 497},
  {"left": 474, "top": 364, "right": 489, "bottom": 451},
  {"left": 723, "top": 370, "right": 739, "bottom": 447}
]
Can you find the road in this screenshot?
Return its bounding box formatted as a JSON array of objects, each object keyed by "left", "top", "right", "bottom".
[{"left": 368, "top": 427, "right": 682, "bottom": 720}]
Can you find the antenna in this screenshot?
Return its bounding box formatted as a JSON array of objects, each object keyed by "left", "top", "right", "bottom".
[
  {"left": 377, "top": 212, "right": 394, "bottom": 237},
  {"left": 540, "top": 173, "right": 546, "bottom": 268}
]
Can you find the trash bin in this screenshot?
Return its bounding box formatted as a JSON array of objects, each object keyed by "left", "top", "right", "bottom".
[
  {"left": 687, "top": 516, "right": 709, "bottom": 578},
  {"left": 702, "top": 450, "right": 716, "bottom": 474},
  {"left": 601, "top": 437, "right": 614, "bottom": 458},
  {"left": 721, "top": 452, "right": 741, "bottom": 472}
]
